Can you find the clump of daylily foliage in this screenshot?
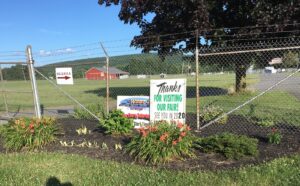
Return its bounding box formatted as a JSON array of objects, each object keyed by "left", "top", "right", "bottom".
[
  {"left": 0, "top": 117, "right": 58, "bottom": 151},
  {"left": 125, "top": 121, "right": 195, "bottom": 164}
]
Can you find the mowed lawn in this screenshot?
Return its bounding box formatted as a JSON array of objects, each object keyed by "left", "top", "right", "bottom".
[
  {"left": 0, "top": 73, "right": 257, "bottom": 110},
  {"left": 0, "top": 153, "right": 300, "bottom": 186},
  {"left": 1, "top": 73, "right": 300, "bottom": 125}
]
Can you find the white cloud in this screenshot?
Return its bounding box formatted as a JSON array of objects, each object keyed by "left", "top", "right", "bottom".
[
  {"left": 39, "top": 48, "right": 75, "bottom": 56},
  {"left": 39, "top": 28, "right": 63, "bottom": 35},
  {"left": 39, "top": 50, "right": 52, "bottom": 56}
]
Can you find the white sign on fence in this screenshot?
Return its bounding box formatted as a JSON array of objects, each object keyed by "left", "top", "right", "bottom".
[
  {"left": 150, "top": 79, "right": 186, "bottom": 124},
  {"left": 55, "top": 68, "right": 74, "bottom": 85},
  {"left": 117, "top": 96, "right": 150, "bottom": 128}
]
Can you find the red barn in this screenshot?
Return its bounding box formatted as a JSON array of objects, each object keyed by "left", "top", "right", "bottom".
[{"left": 85, "top": 67, "right": 129, "bottom": 80}]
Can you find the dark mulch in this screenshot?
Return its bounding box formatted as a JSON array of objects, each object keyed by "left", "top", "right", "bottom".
[{"left": 0, "top": 115, "right": 300, "bottom": 171}]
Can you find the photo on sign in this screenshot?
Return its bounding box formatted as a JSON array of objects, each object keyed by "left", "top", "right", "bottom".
[
  {"left": 55, "top": 67, "right": 74, "bottom": 85},
  {"left": 117, "top": 96, "right": 150, "bottom": 128}
]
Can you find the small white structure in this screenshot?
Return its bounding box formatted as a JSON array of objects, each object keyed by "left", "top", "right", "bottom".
[
  {"left": 190, "top": 72, "right": 196, "bottom": 76},
  {"left": 119, "top": 75, "right": 129, "bottom": 79},
  {"left": 137, "top": 74, "right": 147, "bottom": 79},
  {"left": 269, "top": 58, "right": 282, "bottom": 65},
  {"left": 264, "top": 66, "right": 277, "bottom": 74}
]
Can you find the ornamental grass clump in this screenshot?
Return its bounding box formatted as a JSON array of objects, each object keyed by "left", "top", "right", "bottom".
[
  {"left": 200, "top": 106, "right": 228, "bottom": 125},
  {"left": 125, "top": 121, "right": 195, "bottom": 164},
  {"left": 0, "top": 117, "right": 58, "bottom": 151}
]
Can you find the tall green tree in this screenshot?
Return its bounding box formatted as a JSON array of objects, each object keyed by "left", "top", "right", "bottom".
[{"left": 98, "top": 0, "right": 299, "bottom": 92}]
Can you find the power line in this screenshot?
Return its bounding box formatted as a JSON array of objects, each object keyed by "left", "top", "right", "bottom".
[
  {"left": 35, "top": 47, "right": 104, "bottom": 58},
  {"left": 100, "top": 23, "right": 300, "bottom": 42}
]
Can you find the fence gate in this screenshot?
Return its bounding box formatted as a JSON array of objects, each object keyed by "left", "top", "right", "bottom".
[{"left": 0, "top": 46, "right": 40, "bottom": 120}]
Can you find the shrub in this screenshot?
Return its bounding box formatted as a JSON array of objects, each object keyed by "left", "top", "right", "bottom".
[
  {"left": 195, "top": 133, "right": 258, "bottom": 160},
  {"left": 99, "top": 109, "right": 134, "bottom": 135},
  {"left": 200, "top": 106, "right": 228, "bottom": 125},
  {"left": 73, "top": 104, "right": 105, "bottom": 120},
  {"left": 125, "top": 121, "right": 195, "bottom": 164},
  {"left": 0, "top": 117, "right": 58, "bottom": 150},
  {"left": 268, "top": 128, "right": 282, "bottom": 144}
]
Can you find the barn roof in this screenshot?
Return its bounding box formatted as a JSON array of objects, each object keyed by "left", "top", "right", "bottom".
[{"left": 95, "top": 67, "right": 129, "bottom": 75}]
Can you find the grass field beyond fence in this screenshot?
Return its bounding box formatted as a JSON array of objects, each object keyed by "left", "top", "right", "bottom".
[{"left": 0, "top": 73, "right": 300, "bottom": 125}]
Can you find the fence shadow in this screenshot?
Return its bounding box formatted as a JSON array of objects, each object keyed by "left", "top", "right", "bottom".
[{"left": 84, "top": 86, "right": 227, "bottom": 99}]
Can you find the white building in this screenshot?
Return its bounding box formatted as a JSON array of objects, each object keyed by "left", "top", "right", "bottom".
[{"left": 264, "top": 66, "right": 277, "bottom": 73}]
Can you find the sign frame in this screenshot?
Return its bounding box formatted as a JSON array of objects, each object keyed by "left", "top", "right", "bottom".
[{"left": 150, "top": 79, "right": 186, "bottom": 124}]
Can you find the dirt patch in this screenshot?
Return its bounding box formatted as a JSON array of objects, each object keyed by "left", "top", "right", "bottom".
[{"left": 0, "top": 115, "right": 300, "bottom": 171}]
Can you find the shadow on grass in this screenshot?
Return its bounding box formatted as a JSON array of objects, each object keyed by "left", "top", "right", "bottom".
[
  {"left": 45, "top": 176, "right": 73, "bottom": 186},
  {"left": 85, "top": 86, "right": 227, "bottom": 99}
]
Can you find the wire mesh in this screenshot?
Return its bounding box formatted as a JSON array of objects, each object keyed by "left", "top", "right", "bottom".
[
  {"left": 197, "top": 38, "right": 300, "bottom": 137},
  {"left": 2, "top": 35, "right": 299, "bottom": 139},
  {"left": 0, "top": 51, "right": 35, "bottom": 119}
]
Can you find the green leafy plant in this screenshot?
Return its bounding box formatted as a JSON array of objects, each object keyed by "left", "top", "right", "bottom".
[
  {"left": 268, "top": 128, "right": 282, "bottom": 144},
  {"left": 195, "top": 133, "right": 258, "bottom": 160},
  {"left": 200, "top": 106, "right": 228, "bottom": 125},
  {"left": 125, "top": 121, "right": 195, "bottom": 164},
  {"left": 247, "top": 106, "right": 275, "bottom": 127},
  {"left": 251, "top": 113, "right": 275, "bottom": 127},
  {"left": 256, "top": 118, "right": 275, "bottom": 127},
  {"left": 76, "top": 125, "right": 91, "bottom": 135},
  {"left": 73, "top": 104, "right": 105, "bottom": 120},
  {"left": 1, "top": 117, "right": 58, "bottom": 151},
  {"left": 99, "top": 109, "right": 134, "bottom": 135}
]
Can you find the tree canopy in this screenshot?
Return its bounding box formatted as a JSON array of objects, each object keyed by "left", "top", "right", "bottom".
[
  {"left": 98, "top": 0, "right": 300, "bottom": 91},
  {"left": 99, "top": 0, "right": 299, "bottom": 47}
]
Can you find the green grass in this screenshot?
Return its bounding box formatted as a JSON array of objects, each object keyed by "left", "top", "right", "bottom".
[
  {"left": 0, "top": 73, "right": 259, "bottom": 111},
  {"left": 1, "top": 73, "right": 300, "bottom": 125},
  {"left": 0, "top": 153, "right": 300, "bottom": 185}
]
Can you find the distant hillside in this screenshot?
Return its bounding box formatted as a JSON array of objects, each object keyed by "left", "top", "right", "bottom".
[
  {"left": 36, "top": 53, "right": 189, "bottom": 78},
  {"left": 35, "top": 52, "right": 233, "bottom": 79},
  {"left": 2, "top": 52, "right": 236, "bottom": 80}
]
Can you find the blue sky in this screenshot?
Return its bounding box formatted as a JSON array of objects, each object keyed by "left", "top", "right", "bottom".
[{"left": 0, "top": 0, "right": 141, "bottom": 64}]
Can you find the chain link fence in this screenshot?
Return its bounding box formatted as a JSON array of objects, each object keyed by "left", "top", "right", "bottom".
[
  {"left": 0, "top": 50, "right": 36, "bottom": 120},
  {"left": 198, "top": 38, "right": 300, "bottom": 137},
  {"left": 1, "top": 36, "right": 299, "bottom": 138}
]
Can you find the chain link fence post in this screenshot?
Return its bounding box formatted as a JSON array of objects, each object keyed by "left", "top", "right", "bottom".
[
  {"left": 26, "top": 45, "right": 41, "bottom": 119},
  {"left": 100, "top": 43, "right": 110, "bottom": 115},
  {"left": 195, "top": 29, "right": 200, "bottom": 131}
]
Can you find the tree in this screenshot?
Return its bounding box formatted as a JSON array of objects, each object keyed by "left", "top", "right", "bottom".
[
  {"left": 98, "top": 0, "right": 300, "bottom": 92},
  {"left": 2, "top": 65, "right": 29, "bottom": 80},
  {"left": 282, "top": 52, "right": 300, "bottom": 68},
  {"left": 207, "top": 0, "right": 299, "bottom": 91}
]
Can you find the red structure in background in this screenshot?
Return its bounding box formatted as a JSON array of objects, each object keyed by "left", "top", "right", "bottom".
[{"left": 85, "top": 67, "right": 129, "bottom": 80}]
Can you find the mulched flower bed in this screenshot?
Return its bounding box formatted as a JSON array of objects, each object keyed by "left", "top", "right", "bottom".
[{"left": 1, "top": 115, "right": 300, "bottom": 171}]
